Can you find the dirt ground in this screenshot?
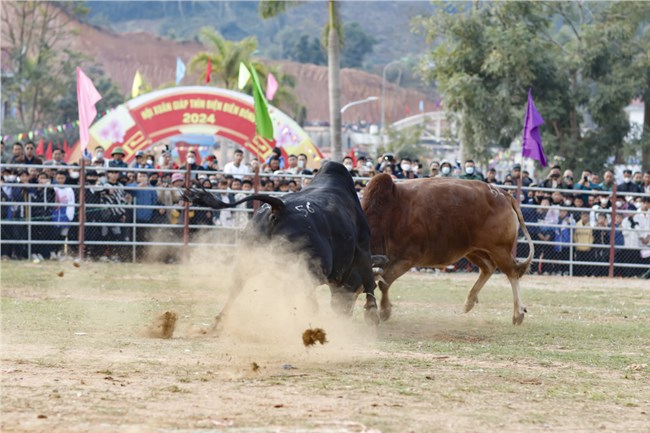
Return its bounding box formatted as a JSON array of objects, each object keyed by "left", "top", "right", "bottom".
[{"left": 1, "top": 259, "right": 649, "bottom": 433}]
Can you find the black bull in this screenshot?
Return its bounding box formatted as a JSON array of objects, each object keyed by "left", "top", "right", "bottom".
[{"left": 183, "top": 161, "right": 387, "bottom": 326}]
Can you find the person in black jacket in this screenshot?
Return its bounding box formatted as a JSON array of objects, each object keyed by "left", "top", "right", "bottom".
[
  {"left": 30, "top": 172, "right": 56, "bottom": 261},
  {"left": 617, "top": 169, "right": 643, "bottom": 194}
]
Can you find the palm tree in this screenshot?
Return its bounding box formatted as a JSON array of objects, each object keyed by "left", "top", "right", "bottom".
[
  {"left": 188, "top": 28, "right": 302, "bottom": 119},
  {"left": 188, "top": 28, "right": 258, "bottom": 89},
  {"left": 259, "top": 0, "right": 343, "bottom": 161}
]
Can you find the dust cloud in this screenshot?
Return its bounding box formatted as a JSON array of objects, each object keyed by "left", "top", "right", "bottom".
[{"left": 181, "top": 235, "right": 379, "bottom": 364}]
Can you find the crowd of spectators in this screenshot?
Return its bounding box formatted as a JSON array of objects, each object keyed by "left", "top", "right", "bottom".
[{"left": 1, "top": 139, "right": 649, "bottom": 277}]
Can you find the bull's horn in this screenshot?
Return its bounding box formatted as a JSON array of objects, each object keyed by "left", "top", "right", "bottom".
[{"left": 184, "top": 184, "right": 285, "bottom": 213}]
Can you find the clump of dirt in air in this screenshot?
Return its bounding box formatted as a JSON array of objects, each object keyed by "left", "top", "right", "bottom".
[
  {"left": 145, "top": 311, "right": 177, "bottom": 339},
  {"left": 57, "top": 271, "right": 64, "bottom": 277},
  {"left": 302, "top": 328, "right": 327, "bottom": 347}
]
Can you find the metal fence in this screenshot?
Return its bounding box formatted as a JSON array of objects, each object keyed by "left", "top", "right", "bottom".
[{"left": 1, "top": 162, "right": 649, "bottom": 277}]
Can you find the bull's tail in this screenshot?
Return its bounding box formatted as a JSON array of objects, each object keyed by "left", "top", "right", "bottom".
[
  {"left": 183, "top": 185, "right": 285, "bottom": 212},
  {"left": 509, "top": 194, "right": 534, "bottom": 278}
]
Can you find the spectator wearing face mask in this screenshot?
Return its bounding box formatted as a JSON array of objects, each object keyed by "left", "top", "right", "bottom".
[
  {"left": 184, "top": 150, "right": 204, "bottom": 175},
  {"left": 590, "top": 193, "right": 611, "bottom": 228},
  {"left": 617, "top": 169, "right": 642, "bottom": 194},
  {"left": 396, "top": 158, "right": 417, "bottom": 180},
  {"left": 297, "top": 153, "right": 309, "bottom": 171},
  {"left": 93, "top": 146, "right": 107, "bottom": 166},
  {"left": 342, "top": 156, "right": 359, "bottom": 177},
  {"left": 131, "top": 151, "right": 151, "bottom": 169},
  {"left": 458, "top": 159, "right": 482, "bottom": 181},
  {"left": 439, "top": 161, "right": 453, "bottom": 177}
]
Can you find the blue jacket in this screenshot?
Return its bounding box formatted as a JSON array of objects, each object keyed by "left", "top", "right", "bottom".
[{"left": 128, "top": 183, "right": 158, "bottom": 222}]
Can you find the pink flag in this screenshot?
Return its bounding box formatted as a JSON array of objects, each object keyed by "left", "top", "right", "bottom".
[
  {"left": 266, "top": 72, "right": 278, "bottom": 101},
  {"left": 76, "top": 67, "right": 102, "bottom": 152}
]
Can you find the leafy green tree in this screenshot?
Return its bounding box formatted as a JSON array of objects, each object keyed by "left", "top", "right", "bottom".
[
  {"left": 341, "top": 22, "right": 376, "bottom": 68},
  {"left": 188, "top": 28, "right": 258, "bottom": 90},
  {"left": 417, "top": 2, "right": 650, "bottom": 171},
  {"left": 382, "top": 124, "right": 426, "bottom": 161},
  {"left": 55, "top": 64, "right": 125, "bottom": 125},
  {"left": 287, "top": 35, "right": 326, "bottom": 65},
  {"left": 1, "top": 1, "right": 89, "bottom": 133},
  {"left": 260, "top": 0, "right": 344, "bottom": 161}
]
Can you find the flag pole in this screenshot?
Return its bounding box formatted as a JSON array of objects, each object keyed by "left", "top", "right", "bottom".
[{"left": 78, "top": 155, "right": 86, "bottom": 261}]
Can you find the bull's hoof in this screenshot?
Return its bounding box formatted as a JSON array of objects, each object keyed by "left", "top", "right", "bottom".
[
  {"left": 463, "top": 297, "right": 478, "bottom": 313},
  {"left": 379, "top": 307, "right": 392, "bottom": 322},
  {"left": 364, "top": 307, "right": 380, "bottom": 326},
  {"left": 512, "top": 312, "right": 525, "bottom": 325}
]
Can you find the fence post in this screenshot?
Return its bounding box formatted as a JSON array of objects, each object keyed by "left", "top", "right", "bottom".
[
  {"left": 182, "top": 165, "right": 191, "bottom": 262},
  {"left": 27, "top": 193, "right": 32, "bottom": 259},
  {"left": 569, "top": 224, "right": 574, "bottom": 277},
  {"left": 253, "top": 166, "right": 260, "bottom": 212},
  {"left": 78, "top": 157, "right": 87, "bottom": 261},
  {"left": 132, "top": 196, "right": 137, "bottom": 263},
  {"left": 608, "top": 184, "right": 617, "bottom": 278}
]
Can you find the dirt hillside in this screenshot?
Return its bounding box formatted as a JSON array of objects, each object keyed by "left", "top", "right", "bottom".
[{"left": 70, "top": 20, "right": 435, "bottom": 123}]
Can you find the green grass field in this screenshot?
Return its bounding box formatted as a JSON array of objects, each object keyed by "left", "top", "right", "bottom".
[{"left": 1, "top": 260, "right": 649, "bottom": 432}]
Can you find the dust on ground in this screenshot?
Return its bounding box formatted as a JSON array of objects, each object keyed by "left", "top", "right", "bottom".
[{"left": 1, "top": 256, "right": 649, "bottom": 433}]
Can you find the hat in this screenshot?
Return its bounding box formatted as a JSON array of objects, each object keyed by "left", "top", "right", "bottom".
[
  {"left": 135, "top": 151, "right": 145, "bottom": 157},
  {"left": 171, "top": 173, "right": 184, "bottom": 183},
  {"left": 111, "top": 147, "right": 126, "bottom": 156},
  {"left": 512, "top": 163, "right": 522, "bottom": 170}
]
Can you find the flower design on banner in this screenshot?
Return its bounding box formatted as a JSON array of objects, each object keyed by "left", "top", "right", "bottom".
[
  {"left": 275, "top": 124, "right": 300, "bottom": 149},
  {"left": 99, "top": 118, "right": 126, "bottom": 144}
]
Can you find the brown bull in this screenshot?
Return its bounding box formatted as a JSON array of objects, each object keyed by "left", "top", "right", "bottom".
[{"left": 362, "top": 174, "right": 534, "bottom": 325}]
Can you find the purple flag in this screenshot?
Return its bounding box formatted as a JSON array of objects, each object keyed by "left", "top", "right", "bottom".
[{"left": 522, "top": 89, "right": 546, "bottom": 167}]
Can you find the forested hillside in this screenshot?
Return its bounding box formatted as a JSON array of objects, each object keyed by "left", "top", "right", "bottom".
[{"left": 85, "top": 1, "right": 435, "bottom": 76}]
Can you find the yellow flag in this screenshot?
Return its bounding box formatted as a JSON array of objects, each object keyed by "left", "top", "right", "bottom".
[
  {"left": 238, "top": 62, "right": 251, "bottom": 90},
  {"left": 132, "top": 71, "right": 143, "bottom": 98}
]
